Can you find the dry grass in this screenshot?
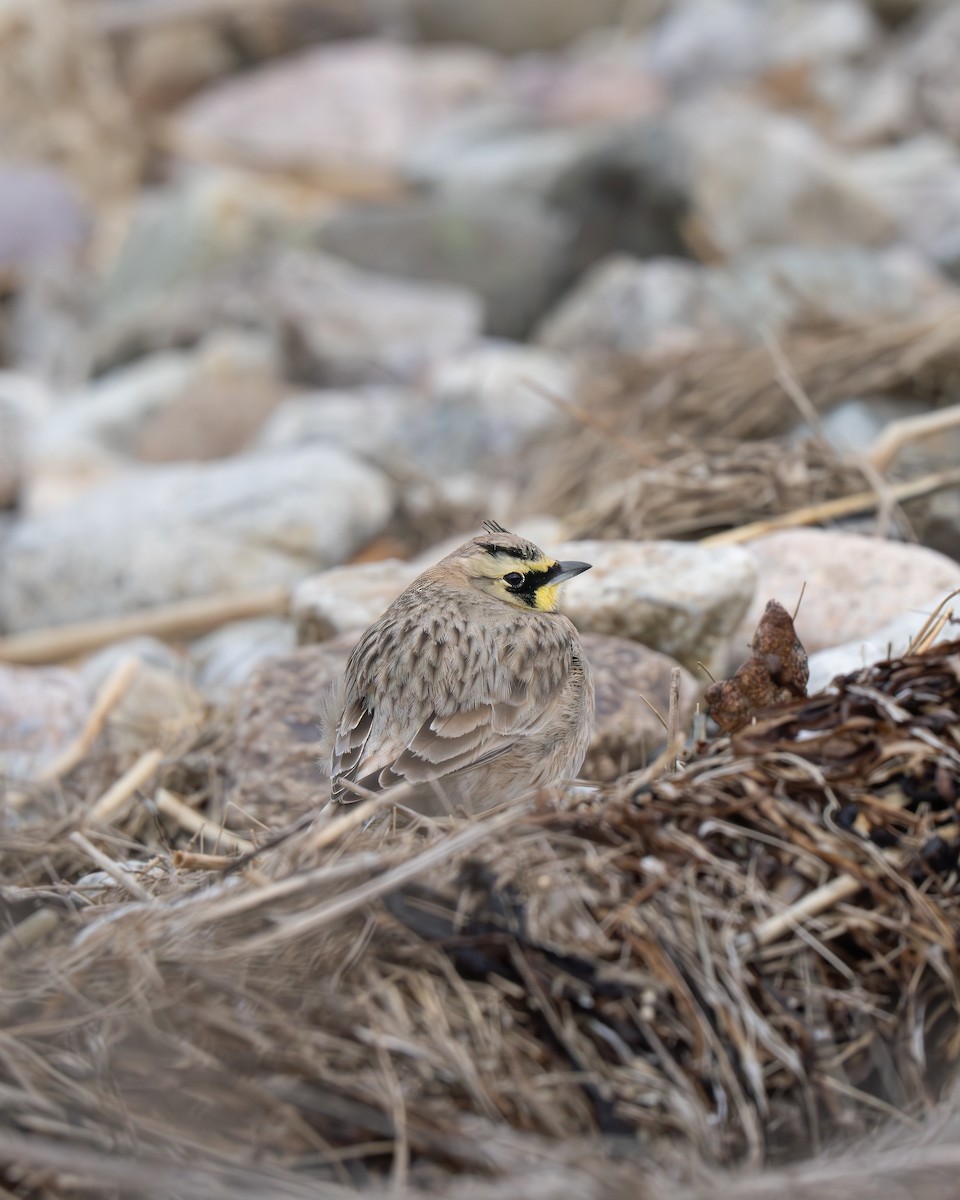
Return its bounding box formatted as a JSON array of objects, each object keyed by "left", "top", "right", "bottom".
[
  {"left": 3, "top": 637, "right": 960, "bottom": 1197},
  {"left": 526, "top": 311, "right": 960, "bottom": 524}
]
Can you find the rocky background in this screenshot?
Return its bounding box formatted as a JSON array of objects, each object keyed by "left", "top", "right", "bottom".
[{"left": 3, "top": 0, "right": 960, "bottom": 819}]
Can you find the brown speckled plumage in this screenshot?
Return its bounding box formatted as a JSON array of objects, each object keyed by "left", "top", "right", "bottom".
[{"left": 329, "top": 525, "right": 594, "bottom": 815}]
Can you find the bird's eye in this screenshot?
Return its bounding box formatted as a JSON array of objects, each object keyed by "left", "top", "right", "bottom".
[{"left": 503, "top": 572, "right": 524, "bottom": 588}]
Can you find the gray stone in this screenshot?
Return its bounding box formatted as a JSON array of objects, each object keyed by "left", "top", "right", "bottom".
[
  {"left": 0, "top": 163, "right": 89, "bottom": 279},
  {"left": 97, "top": 660, "right": 205, "bottom": 759},
  {"left": 316, "top": 196, "right": 572, "bottom": 338},
  {"left": 253, "top": 386, "right": 416, "bottom": 462},
  {"left": 94, "top": 171, "right": 310, "bottom": 349},
  {"left": 293, "top": 560, "right": 420, "bottom": 644},
  {"left": 807, "top": 603, "right": 952, "bottom": 694},
  {"left": 0, "top": 373, "right": 50, "bottom": 510},
  {"left": 79, "top": 637, "right": 189, "bottom": 694},
  {"left": 170, "top": 40, "right": 503, "bottom": 184},
  {"left": 0, "top": 446, "right": 395, "bottom": 633},
  {"left": 191, "top": 617, "right": 297, "bottom": 704},
  {"left": 645, "top": 0, "right": 878, "bottom": 94},
  {"left": 677, "top": 100, "right": 895, "bottom": 256},
  {"left": 407, "top": 0, "right": 626, "bottom": 53},
  {"left": 547, "top": 119, "right": 692, "bottom": 274},
  {"left": 0, "top": 663, "right": 88, "bottom": 782},
  {"left": 848, "top": 137, "right": 960, "bottom": 276},
  {"left": 536, "top": 256, "right": 725, "bottom": 358},
  {"left": 270, "top": 250, "right": 484, "bottom": 385},
  {"left": 256, "top": 343, "right": 571, "bottom": 475},
  {"left": 420, "top": 342, "right": 572, "bottom": 467},
  {"left": 407, "top": 114, "right": 608, "bottom": 201},
  {"left": 702, "top": 245, "right": 957, "bottom": 335},
  {"left": 558, "top": 539, "right": 757, "bottom": 676},
  {"left": 30, "top": 330, "right": 283, "bottom": 470},
  {"left": 900, "top": 3, "right": 960, "bottom": 146},
  {"left": 732, "top": 529, "right": 960, "bottom": 662},
  {"left": 0, "top": 392, "right": 24, "bottom": 509},
  {"left": 580, "top": 634, "right": 699, "bottom": 782},
  {"left": 536, "top": 246, "right": 956, "bottom": 358}
]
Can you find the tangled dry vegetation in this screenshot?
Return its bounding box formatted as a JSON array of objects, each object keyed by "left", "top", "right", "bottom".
[
  {"left": 4, "top": 617, "right": 960, "bottom": 1199},
  {"left": 528, "top": 311, "right": 960, "bottom": 534}
]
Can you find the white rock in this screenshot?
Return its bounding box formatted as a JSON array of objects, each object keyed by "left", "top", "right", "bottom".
[
  {"left": 256, "top": 343, "right": 571, "bottom": 474},
  {"left": 270, "top": 250, "right": 483, "bottom": 384},
  {"left": 420, "top": 342, "right": 573, "bottom": 466},
  {"left": 0, "top": 663, "right": 88, "bottom": 781},
  {"left": 79, "top": 637, "right": 189, "bottom": 693},
  {"left": 848, "top": 136, "right": 960, "bottom": 274},
  {"left": 732, "top": 530, "right": 960, "bottom": 662},
  {"left": 254, "top": 386, "right": 415, "bottom": 459},
  {"left": 31, "top": 330, "right": 281, "bottom": 458},
  {"left": 191, "top": 617, "right": 297, "bottom": 704},
  {"left": 170, "top": 40, "right": 504, "bottom": 182},
  {"left": 807, "top": 605, "right": 951, "bottom": 695},
  {"left": 647, "top": 0, "right": 878, "bottom": 94},
  {"left": 536, "top": 256, "right": 729, "bottom": 358},
  {"left": 293, "top": 560, "right": 421, "bottom": 643},
  {"left": 678, "top": 101, "right": 895, "bottom": 255},
  {"left": 558, "top": 539, "right": 757, "bottom": 676},
  {"left": 537, "top": 246, "right": 952, "bottom": 358},
  {"left": 0, "top": 372, "right": 51, "bottom": 509},
  {"left": 0, "top": 447, "right": 395, "bottom": 633}
]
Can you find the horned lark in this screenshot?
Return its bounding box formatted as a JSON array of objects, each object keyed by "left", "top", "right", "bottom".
[{"left": 329, "top": 521, "right": 594, "bottom": 815}]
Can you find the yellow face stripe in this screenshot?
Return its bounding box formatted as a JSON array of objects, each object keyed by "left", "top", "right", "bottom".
[{"left": 533, "top": 583, "right": 560, "bottom": 612}]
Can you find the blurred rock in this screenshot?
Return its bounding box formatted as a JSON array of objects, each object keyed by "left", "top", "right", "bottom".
[
  {"left": 191, "top": 617, "right": 297, "bottom": 705},
  {"left": 732, "top": 529, "right": 960, "bottom": 661},
  {"left": 558, "top": 539, "right": 756, "bottom": 676},
  {"left": 407, "top": 0, "right": 625, "bottom": 53},
  {"left": 171, "top": 40, "right": 503, "bottom": 190},
  {"left": 0, "top": 164, "right": 89, "bottom": 283},
  {"left": 421, "top": 342, "right": 571, "bottom": 466},
  {"left": 271, "top": 250, "right": 484, "bottom": 385},
  {"left": 645, "top": 0, "right": 878, "bottom": 94},
  {"left": 536, "top": 256, "right": 723, "bottom": 358},
  {"left": 293, "top": 560, "right": 420, "bottom": 644},
  {"left": 0, "top": 0, "right": 139, "bottom": 201},
  {"left": 904, "top": 490, "right": 960, "bottom": 564},
  {"left": 0, "top": 663, "right": 88, "bottom": 781},
  {"left": 254, "top": 385, "right": 416, "bottom": 461},
  {"left": 0, "top": 373, "right": 49, "bottom": 506},
  {"left": 703, "top": 245, "right": 956, "bottom": 333},
  {"left": 816, "top": 395, "right": 930, "bottom": 458},
  {"left": 0, "top": 381, "right": 31, "bottom": 509},
  {"left": 30, "top": 331, "right": 283, "bottom": 475},
  {"left": 536, "top": 246, "right": 956, "bottom": 358},
  {"left": 848, "top": 136, "right": 960, "bottom": 276},
  {"left": 814, "top": 61, "right": 913, "bottom": 147},
  {"left": 677, "top": 101, "right": 895, "bottom": 255},
  {"left": 547, "top": 119, "right": 691, "bottom": 274},
  {"left": 0, "top": 447, "right": 395, "bottom": 633},
  {"left": 259, "top": 342, "right": 569, "bottom": 476},
  {"left": 93, "top": 171, "right": 330, "bottom": 363},
  {"left": 222, "top": 640, "right": 355, "bottom": 829},
  {"left": 118, "top": 20, "right": 239, "bottom": 111},
  {"left": 580, "top": 634, "right": 698, "bottom": 781},
  {"left": 316, "top": 196, "right": 572, "bottom": 338},
  {"left": 901, "top": 3, "right": 960, "bottom": 146},
  {"left": 807, "top": 604, "right": 952, "bottom": 694},
  {"left": 79, "top": 638, "right": 188, "bottom": 693},
  {"left": 101, "top": 660, "right": 205, "bottom": 758}
]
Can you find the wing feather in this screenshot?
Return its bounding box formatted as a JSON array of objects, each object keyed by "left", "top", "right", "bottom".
[{"left": 330, "top": 596, "right": 574, "bottom": 804}]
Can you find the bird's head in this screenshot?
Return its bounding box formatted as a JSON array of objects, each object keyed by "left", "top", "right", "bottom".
[{"left": 448, "top": 520, "right": 591, "bottom": 613}]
